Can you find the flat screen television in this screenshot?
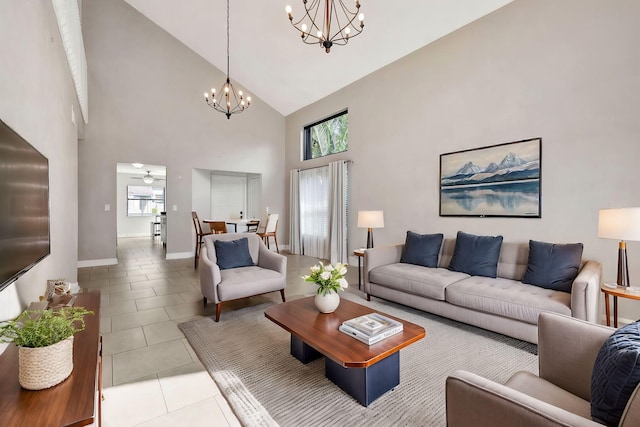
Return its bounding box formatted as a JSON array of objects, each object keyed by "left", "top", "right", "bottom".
[{"left": 0, "top": 118, "right": 50, "bottom": 292}]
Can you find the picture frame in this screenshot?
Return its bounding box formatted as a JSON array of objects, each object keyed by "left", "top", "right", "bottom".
[{"left": 439, "top": 138, "right": 541, "bottom": 217}]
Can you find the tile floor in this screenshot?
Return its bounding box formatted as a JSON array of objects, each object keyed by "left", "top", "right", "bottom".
[{"left": 80, "top": 236, "right": 354, "bottom": 426}]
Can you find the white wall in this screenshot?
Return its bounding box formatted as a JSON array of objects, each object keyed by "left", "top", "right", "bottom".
[
  {"left": 0, "top": 2, "right": 80, "bottom": 320},
  {"left": 79, "top": 0, "right": 286, "bottom": 263},
  {"left": 285, "top": 0, "right": 640, "bottom": 321}
]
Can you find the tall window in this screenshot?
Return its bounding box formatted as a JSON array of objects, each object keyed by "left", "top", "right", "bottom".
[
  {"left": 303, "top": 110, "right": 348, "bottom": 160},
  {"left": 127, "top": 185, "right": 165, "bottom": 216}
]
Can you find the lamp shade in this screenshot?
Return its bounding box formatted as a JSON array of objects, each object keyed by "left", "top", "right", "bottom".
[
  {"left": 357, "top": 211, "right": 384, "bottom": 229},
  {"left": 598, "top": 208, "right": 640, "bottom": 241}
]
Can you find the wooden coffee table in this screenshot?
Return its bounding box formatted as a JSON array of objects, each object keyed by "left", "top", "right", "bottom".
[{"left": 264, "top": 296, "right": 426, "bottom": 406}]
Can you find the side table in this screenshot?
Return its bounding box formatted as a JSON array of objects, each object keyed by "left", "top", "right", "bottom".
[
  {"left": 600, "top": 284, "right": 640, "bottom": 328},
  {"left": 353, "top": 249, "right": 365, "bottom": 290}
]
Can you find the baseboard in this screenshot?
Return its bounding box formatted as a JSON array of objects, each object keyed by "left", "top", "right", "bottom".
[
  {"left": 166, "top": 251, "right": 192, "bottom": 260},
  {"left": 77, "top": 258, "right": 118, "bottom": 268}
]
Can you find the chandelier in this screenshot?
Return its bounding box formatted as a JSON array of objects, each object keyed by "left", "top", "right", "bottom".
[
  {"left": 285, "top": 0, "right": 365, "bottom": 53},
  {"left": 204, "top": 0, "right": 250, "bottom": 119}
]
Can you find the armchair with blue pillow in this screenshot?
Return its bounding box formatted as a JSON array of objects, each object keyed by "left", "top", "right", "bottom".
[
  {"left": 446, "top": 312, "right": 640, "bottom": 426},
  {"left": 199, "top": 233, "right": 286, "bottom": 321}
]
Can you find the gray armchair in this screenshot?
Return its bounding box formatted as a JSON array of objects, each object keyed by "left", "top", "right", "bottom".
[
  {"left": 200, "top": 233, "right": 286, "bottom": 322},
  {"left": 446, "top": 312, "right": 640, "bottom": 426}
]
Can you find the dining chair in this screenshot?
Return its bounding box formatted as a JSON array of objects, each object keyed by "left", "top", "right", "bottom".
[
  {"left": 245, "top": 220, "right": 260, "bottom": 233},
  {"left": 192, "top": 211, "right": 213, "bottom": 269},
  {"left": 208, "top": 221, "right": 228, "bottom": 234},
  {"left": 257, "top": 213, "right": 279, "bottom": 253}
]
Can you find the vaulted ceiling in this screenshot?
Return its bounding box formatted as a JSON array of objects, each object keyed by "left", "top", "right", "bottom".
[{"left": 123, "top": 0, "right": 512, "bottom": 116}]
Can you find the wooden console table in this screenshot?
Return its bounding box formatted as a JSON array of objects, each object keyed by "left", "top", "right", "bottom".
[{"left": 0, "top": 290, "right": 102, "bottom": 426}]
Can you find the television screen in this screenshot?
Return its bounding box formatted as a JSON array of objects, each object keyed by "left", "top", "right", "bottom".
[{"left": 0, "top": 119, "right": 50, "bottom": 292}]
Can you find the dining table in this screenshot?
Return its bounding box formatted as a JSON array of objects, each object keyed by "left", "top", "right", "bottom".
[{"left": 204, "top": 218, "right": 259, "bottom": 233}]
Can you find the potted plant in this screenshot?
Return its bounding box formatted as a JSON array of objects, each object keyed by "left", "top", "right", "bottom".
[
  {"left": 303, "top": 262, "right": 348, "bottom": 313},
  {"left": 0, "top": 307, "right": 93, "bottom": 390}
]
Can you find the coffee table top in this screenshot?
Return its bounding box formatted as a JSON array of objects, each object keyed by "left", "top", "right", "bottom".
[{"left": 264, "top": 296, "right": 426, "bottom": 368}]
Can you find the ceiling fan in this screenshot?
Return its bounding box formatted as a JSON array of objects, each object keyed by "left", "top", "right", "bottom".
[{"left": 131, "top": 170, "right": 165, "bottom": 184}]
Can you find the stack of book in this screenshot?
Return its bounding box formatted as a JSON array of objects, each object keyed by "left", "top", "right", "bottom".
[{"left": 339, "top": 313, "right": 403, "bottom": 345}]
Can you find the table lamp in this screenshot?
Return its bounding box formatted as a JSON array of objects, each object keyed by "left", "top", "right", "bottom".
[
  {"left": 357, "top": 210, "right": 384, "bottom": 249},
  {"left": 598, "top": 207, "right": 640, "bottom": 287}
]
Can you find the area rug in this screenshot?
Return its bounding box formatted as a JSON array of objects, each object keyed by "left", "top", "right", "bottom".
[{"left": 178, "top": 293, "right": 538, "bottom": 427}]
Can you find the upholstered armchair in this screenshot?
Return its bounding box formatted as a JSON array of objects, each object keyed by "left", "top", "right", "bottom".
[
  {"left": 446, "top": 312, "right": 640, "bottom": 426},
  {"left": 199, "top": 233, "right": 286, "bottom": 322}
]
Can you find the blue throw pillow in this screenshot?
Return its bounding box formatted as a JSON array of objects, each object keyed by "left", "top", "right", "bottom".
[
  {"left": 522, "top": 240, "right": 583, "bottom": 293},
  {"left": 591, "top": 321, "right": 640, "bottom": 426},
  {"left": 400, "top": 231, "right": 443, "bottom": 268},
  {"left": 448, "top": 231, "right": 503, "bottom": 278},
  {"left": 214, "top": 238, "right": 254, "bottom": 270}
]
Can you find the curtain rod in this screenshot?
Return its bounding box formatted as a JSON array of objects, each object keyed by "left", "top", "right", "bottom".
[{"left": 297, "top": 160, "right": 353, "bottom": 172}]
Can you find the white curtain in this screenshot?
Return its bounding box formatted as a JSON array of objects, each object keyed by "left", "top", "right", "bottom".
[
  {"left": 299, "top": 166, "right": 330, "bottom": 259},
  {"left": 289, "top": 161, "right": 349, "bottom": 261},
  {"left": 289, "top": 169, "right": 301, "bottom": 254},
  {"left": 329, "top": 161, "right": 348, "bottom": 265}
]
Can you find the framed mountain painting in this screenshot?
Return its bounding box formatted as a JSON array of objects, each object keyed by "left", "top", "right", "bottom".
[{"left": 439, "top": 138, "right": 541, "bottom": 217}]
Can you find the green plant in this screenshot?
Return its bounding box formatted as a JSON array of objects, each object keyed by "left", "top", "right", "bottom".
[
  {"left": 303, "top": 262, "right": 349, "bottom": 296},
  {"left": 0, "top": 307, "right": 93, "bottom": 348}
]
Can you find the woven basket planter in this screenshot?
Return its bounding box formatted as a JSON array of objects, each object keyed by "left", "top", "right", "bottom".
[{"left": 18, "top": 336, "right": 74, "bottom": 390}]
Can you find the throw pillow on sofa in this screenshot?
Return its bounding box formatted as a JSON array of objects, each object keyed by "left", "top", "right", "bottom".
[
  {"left": 591, "top": 321, "right": 640, "bottom": 426},
  {"left": 522, "top": 240, "right": 583, "bottom": 293},
  {"left": 214, "top": 238, "right": 255, "bottom": 270},
  {"left": 448, "top": 231, "right": 503, "bottom": 278},
  {"left": 400, "top": 231, "right": 443, "bottom": 268}
]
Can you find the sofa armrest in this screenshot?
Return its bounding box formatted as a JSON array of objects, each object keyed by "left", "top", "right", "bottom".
[
  {"left": 199, "top": 247, "right": 222, "bottom": 303},
  {"left": 363, "top": 244, "right": 404, "bottom": 293},
  {"left": 446, "top": 370, "right": 601, "bottom": 427},
  {"left": 257, "top": 244, "right": 287, "bottom": 275},
  {"left": 570, "top": 260, "right": 602, "bottom": 322},
  {"left": 538, "top": 312, "right": 614, "bottom": 402}
]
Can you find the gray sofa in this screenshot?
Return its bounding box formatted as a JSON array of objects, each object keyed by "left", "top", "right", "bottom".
[
  {"left": 364, "top": 238, "right": 602, "bottom": 344},
  {"left": 446, "top": 312, "right": 640, "bottom": 426}
]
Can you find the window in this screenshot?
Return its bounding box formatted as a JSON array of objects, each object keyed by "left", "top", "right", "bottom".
[
  {"left": 127, "top": 185, "right": 165, "bottom": 217},
  {"left": 303, "top": 110, "right": 348, "bottom": 160}
]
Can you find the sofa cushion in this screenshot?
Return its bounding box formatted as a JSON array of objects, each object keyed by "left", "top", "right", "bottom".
[
  {"left": 445, "top": 276, "right": 571, "bottom": 324},
  {"left": 522, "top": 240, "right": 583, "bottom": 293},
  {"left": 591, "top": 321, "right": 640, "bottom": 426},
  {"left": 369, "top": 263, "right": 469, "bottom": 301},
  {"left": 214, "top": 237, "right": 255, "bottom": 270},
  {"left": 506, "top": 371, "right": 592, "bottom": 419},
  {"left": 400, "top": 231, "right": 443, "bottom": 268},
  {"left": 448, "top": 231, "right": 504, "bottom": 278},
  {"left": 218, "top": 266, "right": 284, "bottom": 300}
]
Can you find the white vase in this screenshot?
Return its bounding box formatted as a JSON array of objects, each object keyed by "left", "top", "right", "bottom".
[
  {"left": 18, "top": 336, "right": 74, "bottom": 390},
  {"left": 314, "top": 291, "right": 340, "bottom": 313}
]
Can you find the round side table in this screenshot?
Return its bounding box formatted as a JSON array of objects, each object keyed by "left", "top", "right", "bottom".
[{"left": 600, "top": 284, "right": 640, "bottom": 327}]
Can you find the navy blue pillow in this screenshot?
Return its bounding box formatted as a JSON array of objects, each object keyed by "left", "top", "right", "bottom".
[
  {"left": 448, "top": 231, "right": 503, "bottom": 278},
  {"left": 591, "top": 321, "right": 640, "bottom": 426},
  {"left": 400, "top": 231, "right": 443, "bottom": 268},
  {"left": 214, "top": 238, "right": 254, "bottom": 270},
  {"left": 522, "top": 240, "right": 583, "bottom": 293}
]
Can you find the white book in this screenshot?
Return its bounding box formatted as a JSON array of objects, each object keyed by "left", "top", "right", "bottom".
[
  {"left": 339, "top": 323, "right": 403, "bottom": 345},
  {"left": 343, "top": 313, "right": 403, "bottom": 337}
]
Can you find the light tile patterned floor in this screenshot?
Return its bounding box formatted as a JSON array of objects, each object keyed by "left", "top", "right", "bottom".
[{"left": 82, "top": 236, "right": 347, "bottom": 426}]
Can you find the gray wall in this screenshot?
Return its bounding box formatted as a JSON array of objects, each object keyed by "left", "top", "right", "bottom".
[
  {"left": 79, "top": 0, "right": 286, "bottom": 262},
  {"left": 285, "top": 0, "right": 640, "bottom": 321},
  {"left": 0, "top": 1, "right": 80, "bottom": 320}
]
